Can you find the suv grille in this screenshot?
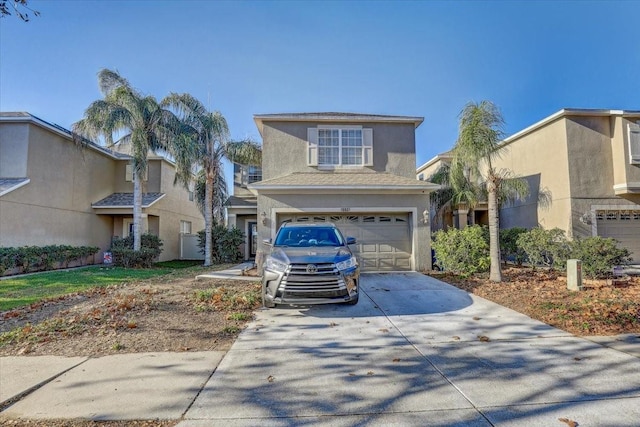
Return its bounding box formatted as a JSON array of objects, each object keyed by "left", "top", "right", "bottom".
[{"left": 281, "top": 262, "right": 347, "bottom": 298}]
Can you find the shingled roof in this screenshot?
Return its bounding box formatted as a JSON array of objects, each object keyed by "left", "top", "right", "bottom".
[
  {"left": 0, "top": 178, "right": 30, "bottom": 197},
  {"left": 249, "top": 172, "right": 438, "bottom": 193},
  {"left": 92, "top": 193, "right": 165, "bottom": 208}
]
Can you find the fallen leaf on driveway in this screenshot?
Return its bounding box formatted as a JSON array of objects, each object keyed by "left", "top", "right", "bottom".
[
  {"left": 267, "top": 375, "right": 275, "bottom": 382},
  {"left": 478, "top": 335, "right": 490, "bottom": 342},
  {"left": 393, "top": 358, "right": 401, "bottom": 362},
  {"left": 452, "top": 336, "right": 460, "bottom": 341},
  {"left": 329, "top": 322, "right": 338, "bottom": 327},
  {"left": 378, "top": 328, "right": 389, "bottom": 333},
  {"left": 558, "top": 417, "right": 578, "bottom": 427},
  {"left": 473, "top": 317, "right": 481, "bottom": 321},
  {"left": 367, "top": 371, "right": 374, "bottom": 375}
]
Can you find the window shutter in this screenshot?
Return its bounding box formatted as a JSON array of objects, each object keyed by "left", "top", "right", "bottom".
[
  {"left": 629, "top": 123, "right": 640, "bottom": 165},
  {"left": 363, "top": 128, "right": 373, "bottom": 166},
  {"left": 307, "top": 128, "right": 319, "bottom": 166}
]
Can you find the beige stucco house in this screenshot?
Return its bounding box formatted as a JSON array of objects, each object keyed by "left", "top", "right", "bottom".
[
  {"left": 227, "top": 112, "right": 439, "bottom": 272},
  {"left": 0, "top": 112, "right": 204, "bottom": 262},
  {"left": 417, "top": 108, "right": 640, "bottom": 261}
]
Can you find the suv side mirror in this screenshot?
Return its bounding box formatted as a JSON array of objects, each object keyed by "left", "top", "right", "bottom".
[{"left": 346, "top": 237, "right": 356, "bottom": 245}]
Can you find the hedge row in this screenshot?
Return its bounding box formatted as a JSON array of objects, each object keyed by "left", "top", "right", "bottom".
[
  {"left": 433, "top": 226, "right": 631, "bottom": 279},
  {"left": 0, "top": 245, "right": 100, "bottom": 276}
]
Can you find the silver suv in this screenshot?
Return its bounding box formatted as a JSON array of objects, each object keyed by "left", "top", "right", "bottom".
[{"left": 261, "top": 223, "right": 360, "bottom": 307}]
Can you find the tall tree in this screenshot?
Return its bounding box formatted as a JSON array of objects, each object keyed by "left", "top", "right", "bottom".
[
  {"left": 0, "top": 0, "right": 39, "bottom": 21},
  {"left": 451, "top": 101, "right": 529, "bottom": 282},
  {"left": 162, "top": 93, "right": 261, "bottom": 266},
  {"left": 73, "top": 69, "right": 175, "bottom": 251}
]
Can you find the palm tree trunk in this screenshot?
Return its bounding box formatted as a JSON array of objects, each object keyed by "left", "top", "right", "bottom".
[
  {"left": 487, "top": 174, "right": 502, "bottom": 282},
  {"left": 204, "top": 171, "right": 214, "bottom": 267},
  {"left": 133, "top": 170, "right": 142, "bottom": 251}
]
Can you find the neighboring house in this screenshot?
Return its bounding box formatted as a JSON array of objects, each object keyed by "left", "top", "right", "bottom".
[
  {"left": 229, "top": 112, "right": 439, "bottom": 272},
  {"left": 0, "top": 112, "right": 204, "bottom": 262},
  {"left": 226, "top": 163, "right": 262, "bottom": 261},
  {"left": 417, "top": 108, "right": 640, "bottom": 261}
]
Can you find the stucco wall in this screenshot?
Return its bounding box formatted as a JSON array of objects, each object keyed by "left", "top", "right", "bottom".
[
  {"left": 146, "top": 161, "right": 204, "bottom": 261},
  {"left": 0, "top": 123, "right": 29, "bottom": 177},
  {"left": 493, "top": 117, "right": 573, "bottom": 232},
  {"left": 261, "top": 121, "right": 417, "bottom": 180},
  {"left": 0, "top": 122, "right": 116, "bottom": 256}
]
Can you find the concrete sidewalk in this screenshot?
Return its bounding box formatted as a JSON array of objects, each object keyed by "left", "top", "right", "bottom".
[{"left": 1, "top": 272, "right": 639, "bottom": 425}]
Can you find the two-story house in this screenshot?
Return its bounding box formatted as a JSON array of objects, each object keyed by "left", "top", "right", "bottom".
[
  {"left": 0, "top": 112, "right": 204, "bottom": 262},
  {"left": 417, "top": 108, "right": 640, "bottom": 261},
  {"left": 235, "top": 112, "right": 438, "bottom": 272}
]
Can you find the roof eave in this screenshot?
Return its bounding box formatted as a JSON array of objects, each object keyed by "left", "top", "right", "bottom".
[{"left": 253, "top": 113, "right": 424, "bottom": 136}]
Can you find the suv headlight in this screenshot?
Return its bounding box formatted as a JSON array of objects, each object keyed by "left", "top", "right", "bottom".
[
  {"left": 265, "top": 257, "right": 288, "bottom": 273},
  {"left": 336, "top": 256, "right": 357, "bottom": 271}
]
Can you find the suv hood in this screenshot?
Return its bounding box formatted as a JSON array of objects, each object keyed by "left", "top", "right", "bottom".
[{"left": 270, "top": 246, "right": 352, "bottom": 265}]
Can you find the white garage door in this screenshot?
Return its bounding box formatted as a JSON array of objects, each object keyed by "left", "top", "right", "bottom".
[
  {"left": 278, "top": 213, "right": 412, "bottom": 271},
  {"left": 596, "top": 210, "right": 640, "bottom": 262}
]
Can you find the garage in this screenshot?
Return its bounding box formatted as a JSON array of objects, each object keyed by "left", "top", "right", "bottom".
[
  {"left": 595, "top": 209, "right": 640, "bottom": 262},
  {"left": 278, "top": 213, "right": 412, "bottom": 271}
]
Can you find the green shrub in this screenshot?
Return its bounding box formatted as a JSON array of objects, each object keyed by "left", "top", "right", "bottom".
[
  {"left": 0, "top": 247, "right": 19, "bottom": 275},
  {"left": 197, "top": 225, "right": 245, "bottom": 263},
  {"left": 516, "top": 227, "right": 570, "bottom": 270},
  {"left": 569, "top": 236, "right": 631, "bottom": 279},
  {"left": 110, "top": 234, "right": 163, "bottom": 268},
  {"left": 432, "top": 225, "right": 490, "bottom": 277},
  {"left": 0, "top": 245, "right": 99, "bottom": 275},
  {"left": 500, "top": 227, "right": 528, "bottom": 266}
]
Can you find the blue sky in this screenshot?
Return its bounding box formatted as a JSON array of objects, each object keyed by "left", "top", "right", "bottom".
[{"left": 2, "top": 0, "right": 639, "bottom": 173}]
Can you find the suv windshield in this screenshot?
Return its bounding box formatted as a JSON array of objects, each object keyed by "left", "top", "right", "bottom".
[{"left": 274, "top": 226, "right": 345, "bottom": 248}]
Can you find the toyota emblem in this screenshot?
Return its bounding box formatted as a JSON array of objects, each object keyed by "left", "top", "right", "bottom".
[{"left": 306, "top": 264, "right": 318, "bottom": 273}]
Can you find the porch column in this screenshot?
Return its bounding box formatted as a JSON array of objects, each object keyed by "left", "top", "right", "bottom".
[
  {"left": 227, "top": 214, "right": 237, "bottom": 230},
  {"left": 456, "top": 208, "right": 469, "bottom": 229}
]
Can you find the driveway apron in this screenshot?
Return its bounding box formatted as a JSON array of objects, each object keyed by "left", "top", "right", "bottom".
[{"left": 180, "top": 273, "right": 640, "bottom": 427}]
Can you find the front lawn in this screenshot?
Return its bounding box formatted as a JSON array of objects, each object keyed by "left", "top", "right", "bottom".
[{"left": 0, "top": 266, "right": 177, "bottom": 311}]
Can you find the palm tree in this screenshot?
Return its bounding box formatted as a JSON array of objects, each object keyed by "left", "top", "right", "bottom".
[
  {"left": 73, "top": 69, "right": 175, "bottom": 251},
  {"left": 162, "top": 93, "right": 261, "bottom": 266},
  {"left": 451, "top": 101, "right": 529, "bottom": 282}
]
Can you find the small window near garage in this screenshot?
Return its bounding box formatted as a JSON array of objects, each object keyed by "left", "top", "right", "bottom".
[
  {"left": 418, "top": 173, "right": 425, "bottom": 181},
  {"left": 313, "top": 216, "right": 327, "bottom": 222},
  {"left": 620, "top": 211, "right": 631, "bottom": 220},
  {"left": 330, "top": 215, "right": 343, "bottom": 223},
  {"left": 180, "top": 220, "right": 192, "bottom": 234},
  {"left": 633, "top": 211, "right": 640, "bottom": 220},
  {"left": 363, "top": 216, "right": 375, "bottom": 223},
  {"left": 296, "top": 216, "right": 310, "bottom": 223},
  {"left": 395, "top": 216, "right": 407, "bottom": 223},
  {"left": 606, "top": 211, "right": 619, "bottom": 220},
  {"left": 346, "top": 216, "right": 359, "bottom": 223},
  {"left": 379, "top": 216, "right": 392, "bottom": 222},
  {"left": 596, "top": 211, "right": 605, "bottom": 221}
]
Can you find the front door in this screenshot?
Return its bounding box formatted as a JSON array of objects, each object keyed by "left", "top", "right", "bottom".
[{"left": 248, "top": 222, "right": 258, "bottom": 259}]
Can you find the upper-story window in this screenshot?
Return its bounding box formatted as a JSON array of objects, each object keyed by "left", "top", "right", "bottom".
[
  {"left": 308, "top": 126, "right": 373, "bottom": 167},
  {"left": 240, "top": 165, "right": 262, "bottom": 187},
  {"left": 247, "top": 165, "right": 262, "bottom": 184},
  {"left": 628, "top": 122, "right": 640, "bottom": 165}
]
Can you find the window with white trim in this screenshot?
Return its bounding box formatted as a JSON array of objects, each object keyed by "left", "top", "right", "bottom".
[
  {"left": 628, "top": 123, "right": 640, "bottom": 165},
  {"left": 307, "top": 126, "right": 373, "bottom": 167},
  {"left": 180, "top": 220, "right": 192, "bottom": 234}
]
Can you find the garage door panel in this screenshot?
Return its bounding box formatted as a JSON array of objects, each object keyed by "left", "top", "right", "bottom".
[
  {"left": 596, "top": 209, "right": 640, "bottom": 262},
  {"left": 361, "top": 244, "right": 377, "bottom": 253},
  {"left": 279, "top": 213, "right": 413, "bottom": 271}
]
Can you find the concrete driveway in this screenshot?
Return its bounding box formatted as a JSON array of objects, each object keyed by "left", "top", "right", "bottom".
[{"left": 180, "top": 272, "right": 640, "bottom": 427}]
